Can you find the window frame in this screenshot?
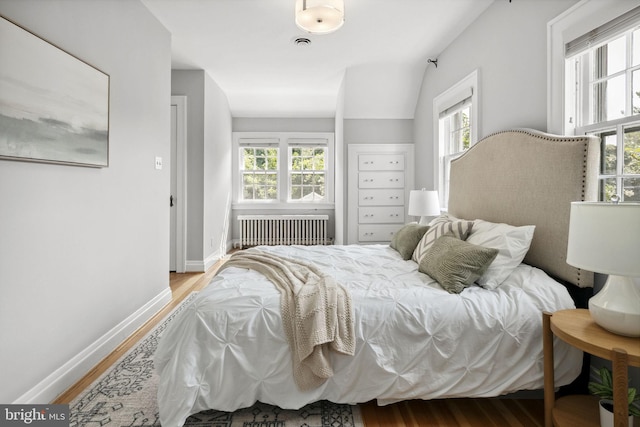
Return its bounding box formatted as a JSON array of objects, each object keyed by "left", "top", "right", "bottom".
[
  {"left": 562, "top": 6, "right": 640, "bottom": 202},
  {"left": 288, "top": 141, "right": 329, "bottom": 202},
  {"left": 433, "top": 69, "right": 479, "bottom": 210},
  {"left": 232, "top": 132, "right": 335, "bottom": 209},
  {"left": 239, "top": 141, "right": 280, "bottom": 201}
]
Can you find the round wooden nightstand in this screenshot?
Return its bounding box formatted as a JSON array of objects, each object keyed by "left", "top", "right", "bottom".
[{"left": 543, "top": 309, "right": 640, "bottom": 427}]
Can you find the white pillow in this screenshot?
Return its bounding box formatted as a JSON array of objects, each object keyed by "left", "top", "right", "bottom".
[{"left": 466, "top": 219, "right": 535, "bottom": 289}]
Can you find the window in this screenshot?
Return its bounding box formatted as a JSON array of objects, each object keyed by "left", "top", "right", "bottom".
[
  {"left": 240, "top": 145, "right": 279, "bottom": 200},
  {"left": 564, "top": 6, "right": 640, "bottom": 202},
  {"left": 434, "top": 70, "right": 478, "bottom": 209},
  {"left": 233, "top": 132, "right": 334, "bottom": 207},
  {"left": 289, "top": 144, "right": 327, "bottom": 201},
  {"left": 439, "top": 101, "right": 471, "bottom": 207}
]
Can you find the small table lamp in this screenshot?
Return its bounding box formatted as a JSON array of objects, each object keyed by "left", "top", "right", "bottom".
[
  {"left": 566, "top": 200, "right": 640, "bottom": 337},
  {"left": 408, "top": 189, "right": 441, "bottom": 225}
]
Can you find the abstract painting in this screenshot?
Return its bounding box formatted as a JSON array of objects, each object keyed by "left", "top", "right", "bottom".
[{"left": 0, "top": 15, "right": 109, "bottom": 167}]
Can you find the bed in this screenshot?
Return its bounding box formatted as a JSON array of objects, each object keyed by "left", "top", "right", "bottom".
[{"left": 155, "top": 129, "right": 600, "bottom": 427}]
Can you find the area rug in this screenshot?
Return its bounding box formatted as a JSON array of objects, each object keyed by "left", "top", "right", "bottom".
[{"left": 69, "top": 293, "right": 364, "bottom": 427}]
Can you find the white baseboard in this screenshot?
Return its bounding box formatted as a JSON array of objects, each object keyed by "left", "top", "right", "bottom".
[
  {"left": 14, "top": 287, "right": 172, "bottom": 404},
  {"left": 185, "top": 249, "right": 224, "bottom": 272}
]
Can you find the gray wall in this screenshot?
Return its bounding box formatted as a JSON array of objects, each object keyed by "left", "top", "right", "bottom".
[
  {"left": 0, "top": 0, "right": 171, "bottom": 402},
  {"left": 413, "top": 0, "right": 579, "bottom": 190},
  {"left": 172, "top": 70, "right": 233, "bottom": 268},
  {"left": 344, "top": 119, "right": 413, "bottom": 145}
]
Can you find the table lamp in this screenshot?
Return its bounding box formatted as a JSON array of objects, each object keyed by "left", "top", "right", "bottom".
[
  {"left": 408, "top": 189, "right": 441, "bottom": 225},
  {"left": 566, "top": 200, "right": 640, "bottom": 337}
]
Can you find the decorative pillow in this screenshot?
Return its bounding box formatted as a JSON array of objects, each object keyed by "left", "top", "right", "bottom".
[
  {"left": 390, "top": 223, "right": 430, "bottom": 260},
  {"left": 419, "top": 235, "right": 499, "bottom": 294},
  {"left": 411, "top": 214, "right": 474, "bottom": 263},
  {"left": 466, "top": 219, "right": 535, "bottom": 289}
]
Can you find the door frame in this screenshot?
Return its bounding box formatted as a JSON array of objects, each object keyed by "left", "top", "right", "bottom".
[{"left": 171, "top": 96, "right": 187, "bottom": 273}]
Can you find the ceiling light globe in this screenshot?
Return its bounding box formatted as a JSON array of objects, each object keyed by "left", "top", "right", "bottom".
[{"left": 295, "top": 0, "right": 344, "bottom": 35}]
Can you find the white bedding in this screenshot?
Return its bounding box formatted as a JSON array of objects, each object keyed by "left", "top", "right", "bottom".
[{"left": 155, "top": 244, "right": 582, "bottom": 427}]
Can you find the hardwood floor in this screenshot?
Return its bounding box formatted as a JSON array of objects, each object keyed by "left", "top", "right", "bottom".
[
  {"left": 54, "top": 256, "right": 546, "bottom": 426},
  {"left": 361, "top": 398, "right": 544, "bottom": 427}
]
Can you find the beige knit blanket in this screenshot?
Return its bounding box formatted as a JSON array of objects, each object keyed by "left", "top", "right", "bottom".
[{"left": 218, "top": 249, "right": 355, "bottom": 390}]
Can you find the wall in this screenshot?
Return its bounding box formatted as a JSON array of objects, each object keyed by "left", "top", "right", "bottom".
[
  {"left": 413, "top": 0, "right": 579, "bottom": 190},
  {"left": 203, "top": 73, "right": 233, "bottom": 263},
  {"left": 172, "top": 70, "right": 233, "bottom": 271},
  {"left": 0, "top": 0, "right": 171, "bottom": 403},
  {"left": 344, "top": 119, "right": 413, "bottom": 144}
]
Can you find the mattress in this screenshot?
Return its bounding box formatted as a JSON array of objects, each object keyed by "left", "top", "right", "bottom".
[{"left": 155, "top": 244, "right": 582, "bottom": 427}]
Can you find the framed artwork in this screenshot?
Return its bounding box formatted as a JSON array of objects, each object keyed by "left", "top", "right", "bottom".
[{"left": 0, "top": 15, "right": 109, "bottom": 167}]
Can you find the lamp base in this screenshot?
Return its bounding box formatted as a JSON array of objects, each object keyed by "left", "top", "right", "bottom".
[{"left": 589, "top": 275, "right": 640, "bottom": 337}]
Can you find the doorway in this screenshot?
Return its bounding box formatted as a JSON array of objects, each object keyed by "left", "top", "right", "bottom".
[{"left": 170, "top": 96, "right": 187, "bottom": 273}]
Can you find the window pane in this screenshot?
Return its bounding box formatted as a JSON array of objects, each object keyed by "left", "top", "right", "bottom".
[
  {"left": 592, "top": 75, "right": 625, "bottom": 122},
  {"left": 600, "top": 177, "right": 617, "bottom": 202},
  {"left": 302, "top": 186, "right": 313, "bottom": 198},
  {"left": 291, "top": 186, "right": 301, "bottom": 199},
  {"left": 623, "top": 177, "right": 640, "bottom": 201},
  {"left": 303, "top": 174, "right": 314, "bottom": 185},
  {"left": 599, "top": 131, "right": 617, "bottom": 175},
  {"left": 266, "top": 186, "right": 277, "bottom": 199},
  {"left": 593, "top": 36, "right": 626, "bottom": 78},
  {"left": 291, "top": 173, "right": 302, "bottom": 185},
  {"left": 265, "top": 172, "right": 277, "bottom": 185},
  {"left": 607, "top": 36, "right": 626, "bottom": 76},
  {"left": 624, "top": 126, "right": 640, "bottom": 175},
  {"left": 243, "top": 149, "right": 255, "bottom": 169}
]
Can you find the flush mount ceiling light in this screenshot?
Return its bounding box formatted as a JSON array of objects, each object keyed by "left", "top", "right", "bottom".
[{"left": 295, "top": 0, "right": 344, "bottom": 35}]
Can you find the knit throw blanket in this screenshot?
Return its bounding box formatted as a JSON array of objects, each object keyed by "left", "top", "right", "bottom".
[{"left": 219, "top": 249, "right": 355, "bottom": 390}]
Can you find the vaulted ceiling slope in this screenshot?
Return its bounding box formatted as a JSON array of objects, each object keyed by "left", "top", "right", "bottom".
[{"left": 142, "top": 0, "right": 494, "bottom": 119}]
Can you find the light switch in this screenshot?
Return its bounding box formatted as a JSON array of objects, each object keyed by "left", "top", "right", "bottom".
[{"left": 155, "top": 157, "right": 163, "bottom": 170}]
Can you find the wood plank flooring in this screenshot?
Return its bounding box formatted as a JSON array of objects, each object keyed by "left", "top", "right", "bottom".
[{"left": 53, "top": 255, "right": 546, "bottom": 426}]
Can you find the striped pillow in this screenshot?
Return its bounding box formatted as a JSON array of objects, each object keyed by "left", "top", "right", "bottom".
[{"left": 411, "top": 215, "right": 474, "bottom": 263}]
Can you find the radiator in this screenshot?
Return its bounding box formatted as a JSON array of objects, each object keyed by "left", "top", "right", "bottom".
[{"left": 238, "top": 215, "right": 329, "bottom": 248}]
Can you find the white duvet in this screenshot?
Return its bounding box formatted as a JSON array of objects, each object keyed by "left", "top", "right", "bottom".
[{"left": 155, "top": 244, "right": 582, "bottom": 427}]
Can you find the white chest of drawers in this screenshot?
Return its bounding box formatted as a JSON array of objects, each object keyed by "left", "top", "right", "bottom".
[{"left": 347, "top": 144, "right": 415, "bottom": 244}]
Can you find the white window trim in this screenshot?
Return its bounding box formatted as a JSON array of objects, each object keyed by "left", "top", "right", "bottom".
[
  {"left": 232, "top": 131, "right": 335, "bottom": 210},
  {"left": 547, "top": 0, "right": 638, "bottom": 134},
  {"left": 433, "top": 69, "right": 479, "bottom": 208}
]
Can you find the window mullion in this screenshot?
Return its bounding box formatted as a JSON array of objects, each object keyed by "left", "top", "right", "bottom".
[{"left": 626, "top": 32, "right": 633, "bottom": 116}]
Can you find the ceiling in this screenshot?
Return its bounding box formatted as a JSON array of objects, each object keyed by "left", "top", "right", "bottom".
[{"left": 141, "top": 0, "right": 494, "bottom": 119}]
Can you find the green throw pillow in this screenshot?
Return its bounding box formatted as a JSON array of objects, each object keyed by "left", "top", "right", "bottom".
[
  {"left": 390, "top": 223, "right": 430, "bottom": 260},
  {"left": 419, "top": 235, "right": 499, "bottom": 294}
]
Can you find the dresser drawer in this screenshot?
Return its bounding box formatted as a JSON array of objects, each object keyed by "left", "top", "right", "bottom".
[
  {"left": 358, "top": 171, "right": 404, "bottom": 189},
  {"left": 359, "top": 189, "right": 404, "bottom": 206},
  {"left": 359, "top": 154, "right": 405, "bottom": 171},
  {"left": 359, "top": 206, "right": 405, "bottom": 224},
  {"left": 358, "top": 224, "right": 402, "bottom": 242}
]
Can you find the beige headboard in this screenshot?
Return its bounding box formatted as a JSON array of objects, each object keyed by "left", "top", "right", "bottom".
[{"left": 448, "top": 129, "right": 600, "bottom": 288}]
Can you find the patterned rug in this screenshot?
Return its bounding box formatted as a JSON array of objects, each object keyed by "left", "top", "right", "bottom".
[{"left": 69, "top": 293, "right": 363, "bottom": 427}]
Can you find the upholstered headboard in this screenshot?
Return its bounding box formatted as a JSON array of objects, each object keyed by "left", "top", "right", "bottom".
[{"left": 448, "top": 129, "right": 600, "bottom": 288}]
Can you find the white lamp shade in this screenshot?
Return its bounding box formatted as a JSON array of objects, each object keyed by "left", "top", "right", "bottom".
[
  {"left": 295, "top": 0, "right": 344, "bottom": 35},
  {"left": 567, "top": 202, "right": 640, "bottom": 276},
  {"left": 408, "top": 190, "right": 441, "bottom": 217}
]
